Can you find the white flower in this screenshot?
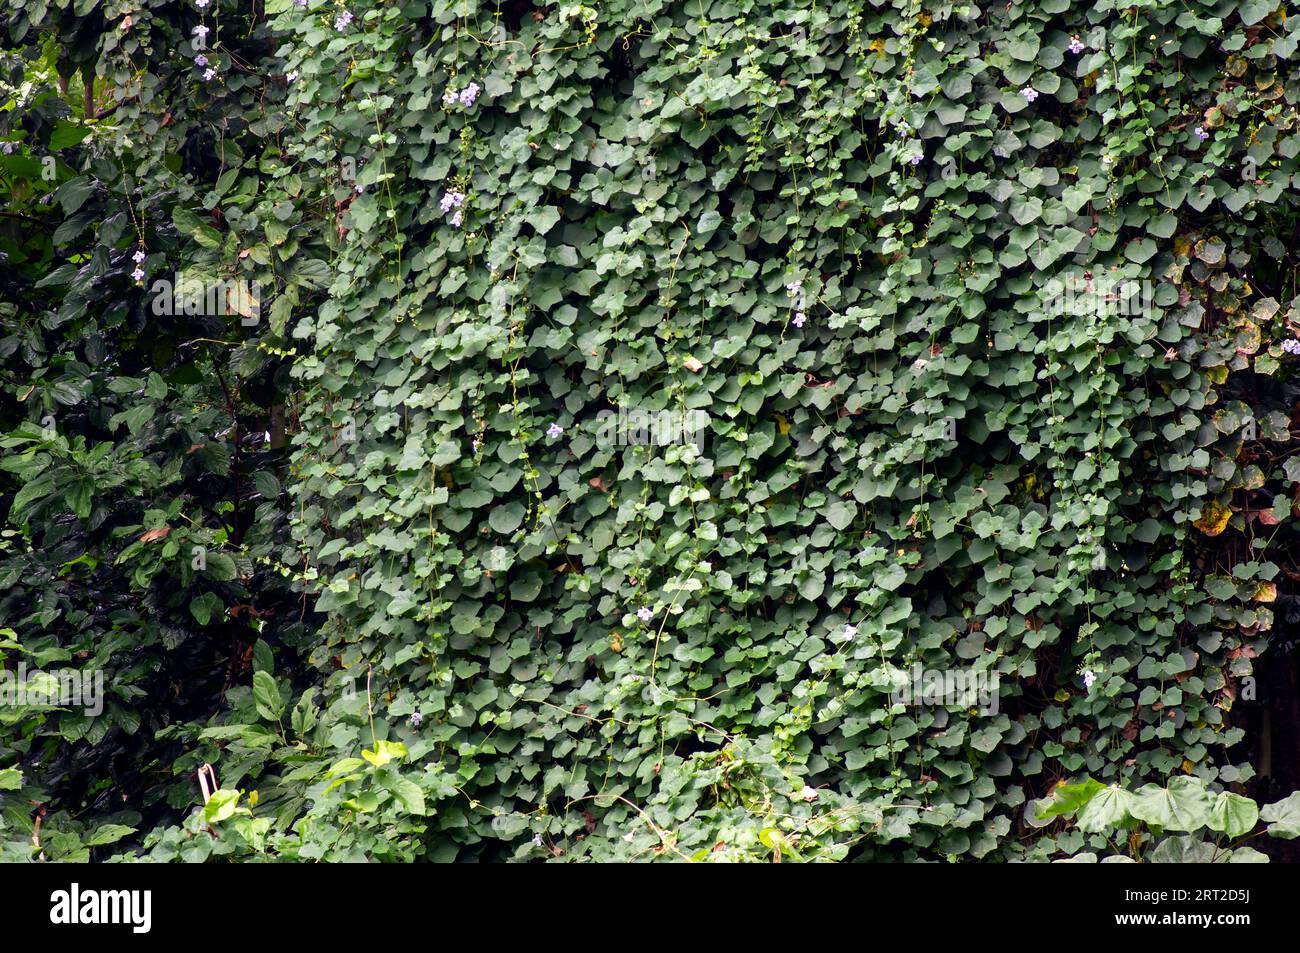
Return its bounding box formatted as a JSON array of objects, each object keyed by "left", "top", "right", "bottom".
[
  {"left": 1082, "top": 670, "right": 1097, "bottom": 690},
  {"left": 842, "top": 624, "right": 858, "bottom": 640}
]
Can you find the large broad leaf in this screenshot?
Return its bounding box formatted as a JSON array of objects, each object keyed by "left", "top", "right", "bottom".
[
  {"left": 1260, "top": 791, "right": 1300, "bottom": 840},
  {"left": 1208, "top": 792, "right": 1259, "bottom": 839},
  {"left": 1149, "top": 835, "right": 1220, "bottom": 863},
  {"left": 1130, "top": 777, "right": 1214, "bottom": 832},
  {"left": 1076, "top": 785, "right": 1138, "bottom": 833}
]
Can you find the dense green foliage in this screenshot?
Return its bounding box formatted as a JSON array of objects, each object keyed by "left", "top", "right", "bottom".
[{"left": 4, "top": 0, "right": 1300, "bottom": 862}]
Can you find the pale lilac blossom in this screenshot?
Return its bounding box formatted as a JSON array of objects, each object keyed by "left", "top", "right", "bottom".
[
  {"left": 546, "top": 422, "right": 563, "bottom": 439},
  {"left": 637, "top": 606, "right": 653, "bottom": 622}
]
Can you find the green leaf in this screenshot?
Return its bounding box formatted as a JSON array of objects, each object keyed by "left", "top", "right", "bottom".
[
  {"left": 84, "top": 824, "right": 137, "bottom": 847},
  {"left": 387, "top": 777, "right": 425, "bottom": 815},
  {"left": 362, "top": 739, "right": 407, "bottom": 767},
  {"left": 1131, "top": 777, "right": 1214, "bottom": 832},
  {"left": 1035, "top": 778, "right": 1106, "bottom": 820},
  {"left": 252, "top": 671, "right": 285, "bottom": 721},
  {"left": 1076, "top": 785, "right": 1138, "bottom": 833},
  {"left": 1208, "top": 792, "right": 1259, "bottom": 839},
  {"left": 1261, "top": 791, "right": 1300, "bottom": 839},
  {"left": 203, "top": 789, "right": 242, "bottom": 824}
]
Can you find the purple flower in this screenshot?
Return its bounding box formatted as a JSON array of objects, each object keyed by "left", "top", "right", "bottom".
[
  {"left": 449, "top": 209, "right": 463, "bottom": 227},
  {"left": 636, "top": 606, "right": 653, "bottom": 622},
  {"left": 1068, "top": 37, "right": 1084, "bottom": 54},
  {"left": 1082, "top": 670, "right": 1097, "bottom": 691},
  {"left": 909, "top": 154, "right": 922, "bottom": 165},
  {"left": 1194, "top": 126, "right": 1209, "bottom": 141},
  {"left": 287, "top": 70, "right": 299, "bottom": 83},
  {"left": 355, "top": 183, "right": 364, "bottom": 193},
  {"left": 792, "top": 311, "right": 807, "bottom": 328},
  {"left": 409, "top": 711, "right": 423, "bottom": 728},
  {"left": 1020, "top": 86, "right": 1038, "bottom": 102},
  {"left": 439, "top": 190, "right": 465, "bottom": 213},
  {"left": 192, "top": 24, "right": 209, "bottom": 39},
  {"left": 132, "top": 249, "right": 146, "bottom": 264},
  {"left": 546, "top": 422, "right": 563, "bottom": 439},
  {"left": 131, "top": 267, "right": 145, "bottom": 282},
  {"left": 295, "top": 0, "right": 307, "bottom": 5},
  {"left": 1283, "top": 339, "right": 1300, "bottom": 355},
  {"left": 785, "top": 280, "right": 802, "bottom": 296},
  {"left": 195, "top": 54, "right": 208, "bottom": 67},
  {"left": 202, "top": 68, "right": 216, "bottom": 82},
  {"left": 334, "top": 10, "right": 353, "bottom": 31},
  {"left": 442, "top": 88, "right": 458, "bottom": 106},
  {"left": 458, "top": 82, "right": 481, "bottom": 107}
]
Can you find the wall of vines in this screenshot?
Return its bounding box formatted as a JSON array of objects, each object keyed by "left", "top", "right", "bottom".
[{"left": 3, "top": 0, "right": 1300, "bottom": 862}]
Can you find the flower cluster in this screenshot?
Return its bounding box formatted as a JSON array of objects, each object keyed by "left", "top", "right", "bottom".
[
  {"left": 786, "top": 279, "right": 808, "bottom": 329},
  {"left": 1020, "top": 86, "right": 1039, "bottom": 102},
  {"left": 334, "top": 10, "right": 353, "bottom": 31},
  {"left": 442, "top": 81, "right": 482, "bottom": 108},
  {"left": 440, "top": 190, "right": 466, "bottom": 227},
  {"left": 1282, "top": 339, "right": 1300, "bottom": 355},
  {"left": 130, "top": 247, "right": 146, "bottom": 283},
  {"left": 1194, "top": 126, "right": 1209, "bottom": 141}
]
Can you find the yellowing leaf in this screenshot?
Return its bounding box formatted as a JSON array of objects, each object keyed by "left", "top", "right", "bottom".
[
  {"left": 1193, "top": 500, "right": 1232, "bottom": 536},
  {"left": 1253, "top": 582, "right": 1278, "bottom": 603}
]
